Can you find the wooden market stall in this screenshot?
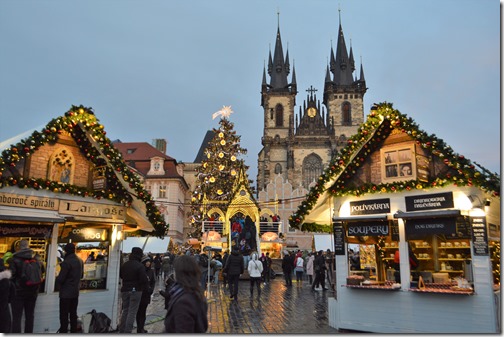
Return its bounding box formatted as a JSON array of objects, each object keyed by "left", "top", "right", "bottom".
[
  {"left": 0, "top": 106, "right": 166, "bottom": 333},
  {"left": 290, "top": 103, "right": 500, "bottom": 333}
]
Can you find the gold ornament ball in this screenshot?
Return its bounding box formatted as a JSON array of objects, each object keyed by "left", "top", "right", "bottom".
[
  {"left": 230, "top": 155, "right": 236, "bottom": 161},
  {"left": 218, "top": 153, "right": 224, "bottom": 158},
  {"left": 218, "top": 132, "right": 224, "bottom": 138},
  {"left": 209, "top": 177, "right": 215, "bottom": 183},
  {"left": 217, "top": 189, "right": 223, "bottom": 195},
  {"left": 220, "top": 140, "right": 226, "bottom": 145},
  {"left": 219, "top": 165, "right": 225, "bottom": 171}
]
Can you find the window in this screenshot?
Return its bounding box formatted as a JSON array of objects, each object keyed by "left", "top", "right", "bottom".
[
  {"left": 302, "top": 154, "right": 323, "bottom": 188},
  {"left": 158, "top": 185, "right": 167, "bottom": 198},
  {"left": 48, "top": 148, "right": 74, "bottom": 184},
  {"left": 274, "top": 163, "right": 282, "bottom": 174},
  {"left": 342, "top": 102, "right": 351, "bottom": 126},
  {"left": 381, "top": 145, "right": 416, "bottom": 182},
  {"left": 275, "top": 104, "right": 284, "bottom": 127}
]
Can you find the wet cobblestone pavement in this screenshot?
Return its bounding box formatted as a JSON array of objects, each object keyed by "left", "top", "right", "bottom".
[{"left": 142, "top": 277, "right": 340, "bottom": 334}]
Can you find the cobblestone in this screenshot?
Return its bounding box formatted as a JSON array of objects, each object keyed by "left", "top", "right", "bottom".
[{"left": 142, "top": 277, "right": 340, "bottom": 333}]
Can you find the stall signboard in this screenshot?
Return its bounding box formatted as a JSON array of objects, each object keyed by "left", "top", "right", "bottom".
[
  {"left": 333, "top": 221, "right": 345, "bottom": 255},
  {"left": 350, "top": 198, "right": 390, "bottom": 215},
  {"left": 92, "top": 166, "right": 107, "bottom": 191},
  {"left": 471, "top": 217, "right": 489, "bottom": 256},
  {"left": 405, "top": 192, "right": 454, "bottom": 212},
  {"left": 455, "top": 216, "right": 472, "bottom": 239},
  {"left": 60, "top": 227, "right": 109, "bottom": 242},
  {"left": 405, "top": 217, "right": 456, "bottom": 239},
  {"left": 0, "top": 224, "right": 53, "bottom": 238},
  {"left": 391, "top": 220, "right": 399, "bottom": 241},
  {"left": 59, "top": 200, "right": 126, "bottom": 220},
  {"left": 347, "top": 221, "right": 389, "bottom": 237},
  {"left": 0, "top": 192, "right": 59, "bottom": 210}
]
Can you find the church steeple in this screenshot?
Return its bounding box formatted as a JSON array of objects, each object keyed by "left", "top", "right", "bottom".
[{"left": 269, "top": 26, "right": 290, "bottom": 90}]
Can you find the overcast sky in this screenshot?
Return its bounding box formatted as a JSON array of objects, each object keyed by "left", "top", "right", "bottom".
[{"left": 0, "top": 0, "right": 500, "bottom": 184}]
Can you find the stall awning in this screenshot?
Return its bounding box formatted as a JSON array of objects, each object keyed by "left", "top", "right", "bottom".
[
  {"left": 393, "top": 210, "right": 460, "bottom": 219},
  {"left": 121, "top": 237, "right": 148, "bottom": 253},
  {"left": 314, "top": 234, "right": 333, "bottom": 251},
  {"left": 122, "top": 236, "right": 170, "bottom": 254},
  {"left": 333, "top": 215, "right": 388, "bottom": 222},
  {"left": 143, "top": 237, "right": 170, "bottom": 254},
  {"left": 0, "top": 206, "right": 65, "bottom": 223}
]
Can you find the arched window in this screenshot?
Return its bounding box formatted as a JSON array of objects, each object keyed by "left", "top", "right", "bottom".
[
  {"left": 48, "top": 147, "right": 74, "bottom": 184},
  {"left": 275, "top": 104, "right": 284, "bottom": 127},
  {"left": 302, "top": 154, "right": 323, "bottom": 188},
  {"left": 342, "top": 102, "right": 351, "bottom": 126},
  {"left": 274, "top": 163, "right": 282, "bottom": 174}
]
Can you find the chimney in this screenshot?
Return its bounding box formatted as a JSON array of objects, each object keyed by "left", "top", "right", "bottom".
[{"left": 152, "top": 139, "right": 167, "bottom": 154}]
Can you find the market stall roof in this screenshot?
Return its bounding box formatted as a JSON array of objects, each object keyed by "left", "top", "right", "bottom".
[
  {"left": 0, "top": 205, "right": 65, "bottom": 223},
  {"left": 291, "top": 103, "right": 500, "bottom": 230},
  {"left": 314, "top": 234, "right": 333, "bottom": 251}
]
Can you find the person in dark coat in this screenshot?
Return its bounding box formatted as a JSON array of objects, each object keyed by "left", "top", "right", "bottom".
[
  {"left": 0, "top": 258, "right": 14, "bottom": 333},
  {"left": 55, "top": 243, "right": 84, "bottom": 333},
  {"left": 9, "top": 239, "right": 41, "bottom": 333},
  {"left": 119, "top": 247, "right": 148, "bottom": 333},
  {"left": 221, "top": 250, "right": 229, "bottom": 288},
  {"left": 162, "top": 254, "right": 208, "bottom": 333},
  {"left": 136, "top": 255, "right": 156, "bottom": 333},
  {"left": 281, "top": 250, "right": 294, "bottom": 286},
  {"left": 311, "top": 250, "right": 328, "bottom": 291},
  {"left": 153, "top": 253, "right": 162, "bottom": 279},
  {"left": 223, "top": 246, "right": 244, "bottom": 301}
]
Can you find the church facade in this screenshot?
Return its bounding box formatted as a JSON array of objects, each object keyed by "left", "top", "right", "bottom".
[{"left": 257, "top": 18, "right": 367, "bottom": 250}]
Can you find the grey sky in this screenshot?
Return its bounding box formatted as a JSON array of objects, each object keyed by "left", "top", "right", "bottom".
[{"left": 0, "top": 0, "right": 500, "bottom": 184}]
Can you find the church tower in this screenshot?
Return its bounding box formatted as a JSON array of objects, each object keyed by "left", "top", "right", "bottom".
[
  {"left": 257, "top": 13, "right": 367, "bottom": 193},
  {"left": 257, "top": 21, "right": 297, "bottom": 191}
]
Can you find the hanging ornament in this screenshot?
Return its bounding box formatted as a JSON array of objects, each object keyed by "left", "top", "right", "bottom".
[
  {"left": 220, "top": 140, "right": 226, "bottom": 145},
  {"left": 203, "top": 162, "right": 207, "bottom": 168},
  {"left": 218, "top": 132, "right": 224, "bottom": 138},
  {"left": 217, "top": 189, "right": 223, "bottom": 195},
  {"left": 218, "top": 152, "right": 224, "bottom": 158},
  {"left": 209, "top": 177, "right": 216, "bottom": 183},
  {"left": 231, "top": 169, "right": 237, "bottom": 176},
  {"left": 207, "top": 153, "right": 211, "bottom": 159},
  {"left": 231, "top": 155, "right": 236, "bottom": 162},
  {"left": 219, "top": 164, "right": 225, "bottom": 171}
]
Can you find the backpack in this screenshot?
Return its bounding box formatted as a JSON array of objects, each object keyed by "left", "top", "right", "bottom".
[
  {"left": 88, "top": 309, "right": 112, "bottom": 333},
  {"left": 20, "top": 258, "right": 43, "bottom": 287},
  {"left": 199, "top": 254, "right": 209, "bottom": 268}
]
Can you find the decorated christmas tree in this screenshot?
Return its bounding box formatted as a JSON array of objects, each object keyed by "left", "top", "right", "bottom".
[{"left": 188, "top": 106, "right": 251, "bottom": 238}]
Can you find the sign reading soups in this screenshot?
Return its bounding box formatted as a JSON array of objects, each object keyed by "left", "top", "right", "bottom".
[
  {"left": 405, "top": 192, "right": 454, "bottom": 212},
  {"left": 350, "top": 199, "right": 390, "bottom": 215},
  {"left": 347, "top": 221, "right": 389, "bottom": 237}
]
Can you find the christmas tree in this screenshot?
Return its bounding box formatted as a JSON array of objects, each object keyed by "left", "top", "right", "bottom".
[{"left": 188, "top": 106, "right": 251, "bottom": 238}]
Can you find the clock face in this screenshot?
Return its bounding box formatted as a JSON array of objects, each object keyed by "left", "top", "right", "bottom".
[{"left": 307, "top": 107, "right": 317, "bottom": 118}]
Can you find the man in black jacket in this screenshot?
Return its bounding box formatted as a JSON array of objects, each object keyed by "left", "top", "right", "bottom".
[
  {"left": 311, "top": 250, "right": 328, "bottom": 291},
  {"left": 281, "top": 250, "right": 294, "bottom": 286},
  {"left": 223, "top": 246, "right": 243, "bottom": 301},
  {"left": 119, "top": 247, "right": 148, "bottom": 333},
  {"left": 56, "top": 242, "right": 84, "bottom": 333}
]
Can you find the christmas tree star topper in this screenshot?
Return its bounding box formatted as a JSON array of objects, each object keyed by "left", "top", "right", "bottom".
[{"left": 212, "top": 105, "right": 234, "bottom": 120}]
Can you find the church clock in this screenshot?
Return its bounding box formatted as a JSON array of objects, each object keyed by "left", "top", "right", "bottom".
[{"left": 307, "top": 107, "right": 317, "bottom": 118}]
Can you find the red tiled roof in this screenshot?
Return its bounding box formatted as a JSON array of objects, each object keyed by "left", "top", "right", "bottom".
[{"left": 114, "top": 142, "right": 174, "bottom": 161}]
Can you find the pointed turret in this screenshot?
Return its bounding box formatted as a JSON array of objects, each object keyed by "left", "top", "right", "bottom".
[
  {"left": 269, "top": 26, "right": 289, "bottom": 89},
  {"left": 359, "top": 62, "right": 366, "bottom": 83},
  {"left": 332, "top": 22, "right": 353, "bottom": 85},
  {"left": 349, "top": 46, "right": 356, "bottom": 72}
]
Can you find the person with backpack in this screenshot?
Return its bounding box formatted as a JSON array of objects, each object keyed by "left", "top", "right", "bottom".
[
  {"left": 223, "top": 246, "right": 244, "bottom": 301},
  {"left": 9, "top": 239, "right": 42, "bottom": 333},
  {"left": 196, "top": 252, "right": 210, "bottom": 290},
  {"left": 56, "top": 242, "right": 84, "bottom": 333}
]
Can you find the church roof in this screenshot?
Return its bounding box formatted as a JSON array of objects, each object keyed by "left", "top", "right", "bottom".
[
  {"left": 289, "top": 102, "right": 500, "bottom": 232},
  {"left": 194, "top": 130, "right": 215, "bottom": 163}
]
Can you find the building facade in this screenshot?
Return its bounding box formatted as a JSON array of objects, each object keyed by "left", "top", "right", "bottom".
[
  {"left": 257, "top": 18, "right": 367, "bottom": 250},
  {"left": 114, "top": 140, "right": 188, "bottom": 245}
]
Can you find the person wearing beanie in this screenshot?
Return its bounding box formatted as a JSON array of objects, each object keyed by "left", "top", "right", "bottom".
[
  {"left": 55, "top": 242, "right": 84, "bottom": 333},
  {"left": 119, "top": 247, "right": 148, "bottom": 333},
  {"left": 9, "top": 239, "right": 40, "bottom": 332},
  {"left": 136, "top": 255, "right": 155, "bottom": 333},
  {"left": 0, "top": 258, "right": 15, "bottom": 333}
]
